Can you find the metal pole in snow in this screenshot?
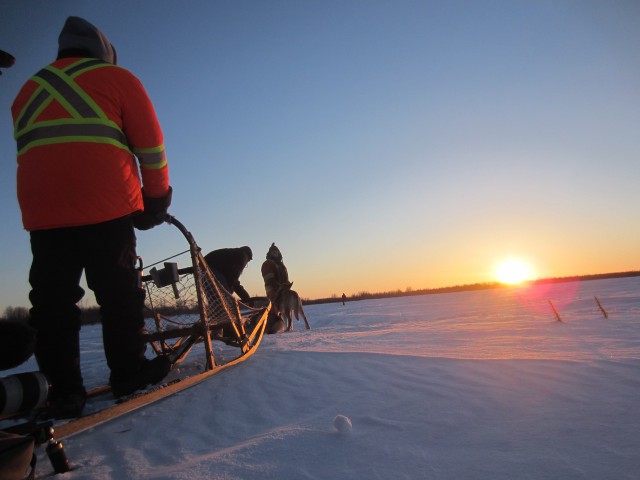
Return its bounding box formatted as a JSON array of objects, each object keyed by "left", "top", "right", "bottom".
[
  {"left": 548, "top": 300, "right": 563, "bottom": 322},
  {"left": 594, "top": 296, "right": 609, "bottom": 319}
]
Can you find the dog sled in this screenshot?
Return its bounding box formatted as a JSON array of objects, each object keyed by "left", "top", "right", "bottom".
[
  {"left": 1, "top": 214, "right": 270, "bottom": 443},
  {"left": 54, "top": 214, "right": 271, "bottom": 438},
  {"left": 139, "top": 214, "right": 269, "bottom": 368}
]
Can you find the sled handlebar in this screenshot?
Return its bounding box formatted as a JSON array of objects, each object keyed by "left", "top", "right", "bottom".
[{"left": 157, "top": 213, "right": 199, "bottom": 252}]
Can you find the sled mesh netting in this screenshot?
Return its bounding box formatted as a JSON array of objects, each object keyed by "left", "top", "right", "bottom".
[
  {"left": 138, "top": 215, "right": 270, "bottom": 368},
  {"left": 142, "top": 250, "right": 249, "bottom": 334}
]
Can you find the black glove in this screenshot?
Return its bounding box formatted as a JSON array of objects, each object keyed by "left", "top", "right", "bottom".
[
  {"left": 243, "top": 298, "right": 255, "bottom": 307},
  {"left": 133, "top": 186, "right": 172, "bottom": 231},
  {"left": 237, "top": 285, "right": 251, "bottom": 303}
]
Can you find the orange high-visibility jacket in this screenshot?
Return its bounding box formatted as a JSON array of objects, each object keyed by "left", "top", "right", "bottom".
[{"left": 12, "top": 57, "right": 170, "bottom": 231}]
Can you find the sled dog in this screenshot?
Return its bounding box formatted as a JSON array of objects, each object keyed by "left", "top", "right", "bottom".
[{"left": 277, "top": 289, "right": 310, "bottom": 331}]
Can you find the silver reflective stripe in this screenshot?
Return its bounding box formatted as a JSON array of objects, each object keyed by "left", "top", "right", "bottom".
[
  {"left": 17, "top": 123, "right": 128, "bottom": 151},
  {"left": 34, "top": 68, "right": 98, "bottom": 119},
  {"left": 65, "top": 58, "right": 105, "bottom": 76},
  {"left": 17, "top": 89, "right": 49, "bottom": 131},
  {"left": 15, "top": 60, "right": 131, "bottom": 154},
  {"left": 16, "top": 59, "right": 104, "bottom": 131},
  {"left": 136, "top": 150, "right": 166, "bottom": 166}
]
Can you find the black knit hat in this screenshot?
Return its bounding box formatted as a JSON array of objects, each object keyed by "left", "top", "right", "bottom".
[
  {"left": 241, "top": 246, "right": 253, "bottom": 261},
  {"left": 266, "top": 243, "right": 282, "bottom": 261},
  {"left": 58, "top": 16, "right": 117, "bottom": 64}
]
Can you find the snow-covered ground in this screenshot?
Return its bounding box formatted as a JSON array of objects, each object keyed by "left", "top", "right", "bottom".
[{"left": 4, "top": 276, "right": 640, "bottom": 479}]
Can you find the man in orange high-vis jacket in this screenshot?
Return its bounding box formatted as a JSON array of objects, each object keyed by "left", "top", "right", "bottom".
[{"left": 11, "top": 17, "right": 173, "bottom": 418}]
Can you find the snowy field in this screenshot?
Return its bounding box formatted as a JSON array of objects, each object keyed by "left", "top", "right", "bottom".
[{"left": 5, "top": 276, "right": 640, "bottom": 479}]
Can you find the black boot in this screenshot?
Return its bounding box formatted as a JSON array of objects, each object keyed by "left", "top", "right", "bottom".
[
  {"left": 32, "top": 326, "right": 87, "bottom": 419},
  {"left": 45, "top": 389, "right": 87, "bottom": 419},
  {"left": 110, "top": 356, "right": 171, "bottom": 398}
]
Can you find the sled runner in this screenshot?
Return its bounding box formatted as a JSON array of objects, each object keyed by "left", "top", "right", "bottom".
[{"left": 1, "top": 215, "right": 270, "bottom": 442}]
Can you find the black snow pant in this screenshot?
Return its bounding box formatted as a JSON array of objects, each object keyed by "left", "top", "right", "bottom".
[{"left": 28, "top": 216, "right": 146, "bottom": 396}]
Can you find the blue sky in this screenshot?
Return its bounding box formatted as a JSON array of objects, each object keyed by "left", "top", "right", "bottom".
[{"left": 1, "top": 0, "right": 639, "bottom": 312}]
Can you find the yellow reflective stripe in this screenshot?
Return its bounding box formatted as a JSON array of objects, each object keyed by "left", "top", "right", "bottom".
[
  {"left": 30, "top": 74, "right": 83, "bottom": 119},
  {"left": 134, "top": 146, "right": 166, "bottom": 170},
  {"left": 68, "top": 60, "right": 111, "bottom": 78},
  {"left": 14, "top": 88, "right": 53, "bottom": 133},
  {"left": 26, "top": 95, "right": 53, "bottom": 130},
  {"left": 16, "top": 118, "right": 131, "bottom": 155},
  {"left": 64, "top": 58, "right": 98, "bottom": 75},
  {"left": 17, "top": 135, "right": 131, "bottom": 156},
  {"left": 14, "top": 60, "right": 131, "bottom": 155},
  {"left": 41, "top": 65, "right": 109, "bottom": 121},
  {"left": 48, "top": 66, "right": 110, "bottom": 122},
  {"left": 139, "top": 160, "right": 167, "bottom": 170},
  {"left": 134, "top": 145, "right": 165, "bottom": 154},
  {"left": 19, "top": 116, "right": 124, "bottom": 132},
  {"left": 15, "top": 59, "right": 107, "bottom": 131}
]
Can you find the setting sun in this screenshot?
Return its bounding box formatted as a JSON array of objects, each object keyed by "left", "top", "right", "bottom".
[{"left": 495, "top": 258, "right": 535, "bottom": 285}]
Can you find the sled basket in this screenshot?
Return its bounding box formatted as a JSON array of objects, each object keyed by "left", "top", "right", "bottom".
[{"left": 140, "top": 215, "right": 269, "bottom": 369}]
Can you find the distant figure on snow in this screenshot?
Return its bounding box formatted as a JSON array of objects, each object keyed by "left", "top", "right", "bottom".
[{"left": 342, "top": 293, "right": 347, "bottom": 306}]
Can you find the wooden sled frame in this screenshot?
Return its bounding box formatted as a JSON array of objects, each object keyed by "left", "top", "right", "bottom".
[{"left": 140, "top": 214, "right": 271, "bottom": 371}]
